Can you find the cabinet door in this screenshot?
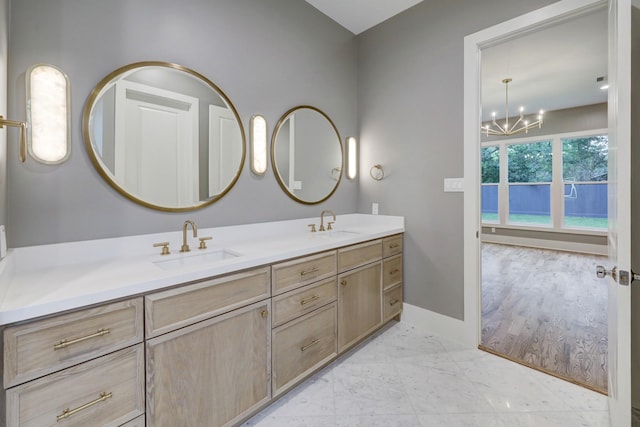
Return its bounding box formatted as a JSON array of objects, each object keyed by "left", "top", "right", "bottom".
[
  {"left": 146, "top": 301, "right": 271, "bottom": 427},
  {"left": 337, "top": 262, "right": 382, "bottom": 352}
]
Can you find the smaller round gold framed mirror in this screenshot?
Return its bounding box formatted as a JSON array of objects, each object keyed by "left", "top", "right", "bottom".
[{"left": 271, "top": 106, "right": 343, "bottom": 205}]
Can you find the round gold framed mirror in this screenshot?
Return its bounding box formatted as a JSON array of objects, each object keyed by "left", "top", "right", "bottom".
[
  {"left": 82, "top": 61, "right": 246, "bottom": 212},
  {"left": 271, "top": 105, "right": 343, "bottom": 205}
]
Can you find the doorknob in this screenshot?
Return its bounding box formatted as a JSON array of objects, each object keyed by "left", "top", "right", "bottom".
[{"left": 596, "top": 265, "right": 617, "bottom": 281}]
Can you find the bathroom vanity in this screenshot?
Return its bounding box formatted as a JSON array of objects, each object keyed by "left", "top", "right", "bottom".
[{"left": 0, "top": 214, "right": 403, "bottom": 426}]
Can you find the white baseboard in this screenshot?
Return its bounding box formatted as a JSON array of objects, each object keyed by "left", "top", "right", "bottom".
[
  {"left": 401, "top": 303, "right": 473, "bottom": 348},
  {"left": 481, "top": 234, "right": 607, "bottom": 255}
]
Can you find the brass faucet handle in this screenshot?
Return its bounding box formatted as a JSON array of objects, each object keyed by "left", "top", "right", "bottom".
[
  {"left": 153, "top": 242, "right": 171, "bottom": 255},
  {"left": 198, "top": 237, "right": 212, "bottom": 249},
  {"left": 308, "top": 224, "right": 317, "bottom": 233},
  {"left": 327, "top": 222, "right": 334, "bottom": 230}
]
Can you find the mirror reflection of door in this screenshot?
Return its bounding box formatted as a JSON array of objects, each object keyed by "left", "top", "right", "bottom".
[
  {"left": 114, "top": 80, "right": 199, "bottom": 207},
  {"left": 479, "top": 8, "right": 609, "bottom": 394},
  {"left": 208, "top": 105, "right": 242, "bottom": 197}
]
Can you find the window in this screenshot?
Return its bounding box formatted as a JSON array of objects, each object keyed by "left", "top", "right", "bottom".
[
  {"left": 507, "top": 141, "right": 552, "bottom": 226},
  {"left": 562, "top": 135, "right": 608, "bottom": 229},
  {"left": 481, "top": 130, "right": 608, "bottom": 233},
  {"left": 481, "top": 146, "right": 499, "bottom": 223}
]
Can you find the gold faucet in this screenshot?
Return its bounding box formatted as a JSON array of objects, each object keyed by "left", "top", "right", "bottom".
[
  {"left": 319, "top": 210, "right": 336, "bottom": 232},
  {"left": 180, "top": 220, "right": 198, "bottom": 252}
]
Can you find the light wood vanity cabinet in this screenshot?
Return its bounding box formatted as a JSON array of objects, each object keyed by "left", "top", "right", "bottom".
[{"left": 0, "top": 232, "right": 403, "bottom": 427}]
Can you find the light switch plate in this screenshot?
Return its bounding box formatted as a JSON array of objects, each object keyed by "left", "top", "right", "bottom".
[
  {"left": 444, "top": 178, "right": 464, "bottom": 192},
  {"left": 372, "top": 203, "right": 379, "bottom": 215}
]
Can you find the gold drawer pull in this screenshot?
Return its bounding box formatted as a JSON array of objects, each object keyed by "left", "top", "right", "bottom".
[
  {"left": 301, "top": 339, "right": 320, "bottom": 352},
  {"left": 300, "top": 295, "right": 320, "bottom": 306},
  {"left": 389, "top": 299, "right": 400, "bottom": 306},
  {"left": 261, "top": 310, "right": 269, "bottom": 318},
  {"left": 389, "top": 244, "right": 400, "bottom": 249},
  {"left": 300, "top": 266, "right": 319, "bottom": 276},
  {"left": 389, "top": 269, "right": 400, "bottom": 275},
  {"left": 53, "top": 328, "right": 110, "bottom": 350},
  {"left": 56, "top": 392, "right": 112, "bottom": 422},
  {"left": 341, "top": 280, "right": 347, "bottom": 286}
]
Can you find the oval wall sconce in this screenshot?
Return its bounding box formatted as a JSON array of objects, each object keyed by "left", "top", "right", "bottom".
[
  {"left": 250, "top": 115, "right": 267, "bottom": 175},
  {"left": 1, "top": 64, "right": 70, "bottom": 164},
  {"left": 370, "top": 164, "right": 385, "bottom": 181},
  {"left": 26, "top": 64, "right": 71, "bottom": 164},
  {"left": 346, "top": 136, "right": 357, "bottom": 180}
]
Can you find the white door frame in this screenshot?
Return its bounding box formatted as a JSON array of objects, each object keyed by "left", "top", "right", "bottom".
[{"left": 463, "top": 1, "right": 631, "bottom": 425}]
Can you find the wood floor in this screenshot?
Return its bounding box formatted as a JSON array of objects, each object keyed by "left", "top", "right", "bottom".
[{"left": 481, "top": 243, "right": 608, "bottom": 393}]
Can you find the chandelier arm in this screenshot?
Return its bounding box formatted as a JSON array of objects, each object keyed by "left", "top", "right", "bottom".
[
  {"left": 491, "top": 119, "right": 506, "bottom": 134},
  {"left": 509, "top": 116, "right": 523, "bottom": 132}
]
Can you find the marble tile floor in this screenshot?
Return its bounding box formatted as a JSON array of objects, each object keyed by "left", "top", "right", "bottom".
[{"left": 242, "top": 321, "right": 609, "bottom": 427}]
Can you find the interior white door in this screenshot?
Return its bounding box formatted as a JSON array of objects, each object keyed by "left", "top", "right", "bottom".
[
  {"left": 115, "top": 81, "right": 199, "bottom": 207},
  {"left": 605, "top": 0, "right": 632, "bottom": 425}
]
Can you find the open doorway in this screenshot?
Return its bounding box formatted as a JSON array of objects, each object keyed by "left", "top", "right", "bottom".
[{"left": 478, "top": 8, "right": 609, "bottom": 393}]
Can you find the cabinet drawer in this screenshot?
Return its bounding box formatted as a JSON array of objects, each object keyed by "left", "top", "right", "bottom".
[
  {"left": 272, "top": 278, "right": 337, "bottom": 327},
  {"left": 382, "top": 234, "right": 403, "bottom": 258},
  {"left": 145, "top": 266, "right": 270, "bottom": 338},
  {"left": 337, "top": 240, "right": 382, "bottom": 273},
  {"left": 4, "top": 298, "right": 143, "bottom": 388},
  {"left": 383, "top": 254, "right": 403, "bottom": 290},
  {"left": 272, "top": 251, "right": 337, "bottom": 295},
  {"left": 6, "top": 344, "right": 145, "bottom": 427},
  {"left": 272, "top": 302, "right": 337, "bottom": 396},
  {"left": 383, "top": 284, "right": 403, "bottom": 321}
]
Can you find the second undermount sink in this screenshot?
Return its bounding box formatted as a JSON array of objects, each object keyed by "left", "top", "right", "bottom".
[{"left": 153, "top": 249, "right": 241, "bottom": 270}]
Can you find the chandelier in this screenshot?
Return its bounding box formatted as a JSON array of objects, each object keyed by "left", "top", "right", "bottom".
[{"left": 483, "top": 78, "right": 544, "bottom": 136}]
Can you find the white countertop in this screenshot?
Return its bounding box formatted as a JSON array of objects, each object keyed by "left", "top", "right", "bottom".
[{"left": 0, "top": 214, "right": 404, "bottom": 325}]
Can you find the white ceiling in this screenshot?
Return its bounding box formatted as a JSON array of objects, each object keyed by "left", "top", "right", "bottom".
[
  {"left": 481, "top": 8, "right": 608, "bottom": 121},
  {"left": 305, "top": 0, "right": 424, "bottom": 35}
]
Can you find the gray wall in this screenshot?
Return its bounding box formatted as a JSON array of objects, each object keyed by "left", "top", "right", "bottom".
[
  {"left": 357, "top": 0, "right": 559, "bottom": 320},
  {"left": 6, "top": 0, "right": 358, "bottom": 247}
]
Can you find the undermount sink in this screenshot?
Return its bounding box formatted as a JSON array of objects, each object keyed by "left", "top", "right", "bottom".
[
  {"left": 153, "top": 249, "right": 241, "bottom": 270},
  {"left": 316, "top": 230, "right": 360, "bottom": 239}
]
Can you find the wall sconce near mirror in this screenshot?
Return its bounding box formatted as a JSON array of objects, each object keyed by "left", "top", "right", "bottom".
[
  {"left": 251, "top": 115, "right": 268, "bottom": 175},
  {"left": 0, "top": 64, "right": 70, "bottom": 164},
  {"left": 346, "top": 136, "right": 357, "bottom": 180},
  {"left": 26, "top": 64, "right": 71, "bottom": 164}
]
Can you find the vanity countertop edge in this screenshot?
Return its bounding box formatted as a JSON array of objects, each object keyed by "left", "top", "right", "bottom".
[{"left": 0, "top": 214, "right": 404, "bottom": 325}]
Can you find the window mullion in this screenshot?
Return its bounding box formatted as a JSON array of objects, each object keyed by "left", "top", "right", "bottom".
[{"left": 551, "top": 136, "right": 564, "bottom": 230}]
